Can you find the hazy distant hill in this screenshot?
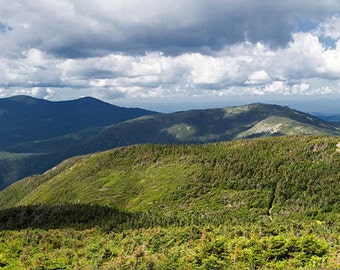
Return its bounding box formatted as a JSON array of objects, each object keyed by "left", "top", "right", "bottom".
[
  {"left": 0, "top": 95, "right": 156, "bottom": 148},
  {"left": 314, "top": 113, "right": 340, "bottom": 126}
]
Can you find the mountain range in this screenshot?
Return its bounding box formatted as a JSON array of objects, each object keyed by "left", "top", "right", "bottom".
[
  {"left": 0, "top": 95, "right": 338, "bottom": 189},
  {"left": 0, "top": 95, "right": 156, "bottom": 149},
  {"left": 0, "top": 95, "right": 339, "bottom": 268},
  {"left": 314, "top": 113, "right": 340, "bottom": 126},
  {"left": 0, "top": 96, "right": 156, "bottom": 189},
  {"left": 80, "top": 103, "right": 339, "bottom": 153}
]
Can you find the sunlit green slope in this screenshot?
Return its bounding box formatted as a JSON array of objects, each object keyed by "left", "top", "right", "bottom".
[
  {"left": 0, "top": 136, "right": 339, "bottom": 269},
  {"left": 1, "top": 136, "right": 339, "bottom": 225}
]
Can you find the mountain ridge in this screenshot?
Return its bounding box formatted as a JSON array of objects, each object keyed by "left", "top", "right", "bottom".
[
  {"left": 1, "top": 136, "right": 339, "bottom": 220},
  {"left": 0, "top": 95, "right": 157, "bottom": 148},
  {"left": 0, "top": 136, "right": 339, "bottom": 268},
  {"left": 76, "top": 102, "right": 339, "bottom": 153},
  {"left": 0, "top": 95, "right": 157, "bottom": 189},
  {"left": 0, "top": 98, "right": 338, "bottom": 190}
]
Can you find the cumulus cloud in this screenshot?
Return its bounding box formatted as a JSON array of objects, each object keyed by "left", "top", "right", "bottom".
[
  {"left": 12, "top": 87, "right": 57, "bottom": 99},
  {"left": 2, "top": 30, "right": 340, "bottom": 100},
  {"left": 0, "top": 48, "right": 62, "bottom": 88},
  {"left": 0, "top": 1, "right": 340, "bottom": 103},
  {"left": 1, "top": 0, "right": 340, "bottom": 57},
  {"left": 315, "top": 15, "right": 340, "bottom": 40},
  {"left": 246, "top": 70, "right": 271, "bottom": 85}
]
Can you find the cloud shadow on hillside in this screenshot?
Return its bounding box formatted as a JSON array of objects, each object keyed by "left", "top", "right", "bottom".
[{"left": 0, "top": 204, "right": 156, "bottom": 232}]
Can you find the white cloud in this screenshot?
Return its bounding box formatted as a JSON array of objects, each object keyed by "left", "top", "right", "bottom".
[
  {"left": 0, "top": 48, "right": 62, "bottom": 88},
  {"left": 10, "top": 87, "right": 56, "bottom": 99},
  {"left": 245, "top": 70, "right": 271, "bottom": 85},
  {"left": 0, "top": 1, "right": 340, "bottom": 104},
  {"left": 2, "top": 30, "right": 340, "bottom": 100},
  {"left": 291, "top": 83, "right": 311, "bottom": 95},
  {"left": 316, "top": 15, "right": 340, "bottom": 40},
  {"left": 320, "top": 41, "right": 340, "bottom": 77}
]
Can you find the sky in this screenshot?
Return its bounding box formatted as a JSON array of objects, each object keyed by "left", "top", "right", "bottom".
[{"left": 0, "top": 0, "right": 340, "bottom": 113}]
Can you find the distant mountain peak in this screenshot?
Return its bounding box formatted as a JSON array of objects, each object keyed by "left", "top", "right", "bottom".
[
  {"left": 6, "top": 95, "right": 49, "bottom": 104},
  {"left": 0, "top": 95, "right": 156, "bottom": 149}
]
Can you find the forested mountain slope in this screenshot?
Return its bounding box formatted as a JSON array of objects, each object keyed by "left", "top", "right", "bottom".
[
  {"left": 0, "top": 95, "right": 156, "bottom": 189},
  {"left": 0, "top": 136, "right": 339, "bottom": 269},
  {"left": 77, "top": 103, "right": 340, "bottom": 153},
  {"left": 2, "top": 136, "right": 339, "bottom": 222},
  {"left": 0, "top": 95, "right": 156, "bottom": 149},
  {"left": 0, "top": 102, "right": 338, "bottom": 190}
]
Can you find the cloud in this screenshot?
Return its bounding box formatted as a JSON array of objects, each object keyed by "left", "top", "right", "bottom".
[
  {"left": 246, "top": 70, "right": 271, "bottom": 85},
  {"left": 0, "top": 22, "right": 12, "bottom": 33},
  {"left": 315, "top": 15, "right": 340, "bottom": 40},
  {"left": 0, "top": 1, "right": 340, "bottom": 103},
  {"left": 2, "top": 29, "right": 340, "bottom": 100},
  {"left": 0, "top": 48, "right": 62, "bottom": 88},
  {"left": 1, "top": 0, "right": 340, "bottom": 58},
  {"left": 12, "top": 87, "right": 56, "bottom": 99}
]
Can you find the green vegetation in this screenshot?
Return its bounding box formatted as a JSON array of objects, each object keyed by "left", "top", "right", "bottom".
[
  {"left": 84, "top": 103, "right": 340, "bottom": 154},
  {"left": 0, "top": 151, "right": 66, "bottom": 190},
  {"left": 0, "top": 95, "right": 156, "bottom": 189},
  {"left": 0, "top": 152, "right": 54, "bottom": 190},
  {"left": 0, "top": 136, "right": 339, "bottom": 268},
  {"left": 0, "top": 101, "right": 339, "bottom": 190},
  {"left": 236, "top": 116, "right": 337, "bottom": 138},
  {"left": 0, "top": 224, "right": 334, "bottom": 269}
]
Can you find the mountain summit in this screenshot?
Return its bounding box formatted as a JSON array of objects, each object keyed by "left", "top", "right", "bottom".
[
  {"left": 0, "top": 95, "right": 156, "bottom": 148},
  {"left": 80, "top": 103, "right": 339, "bottom": 153}
]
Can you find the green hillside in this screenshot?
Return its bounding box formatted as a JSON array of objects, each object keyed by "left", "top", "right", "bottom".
[
  {"left": 0, "top": 136, "right": 339, "bottom": 268},
  {"left": 0, "top": 102, "right": 338, "bottom": 190},
  {"left": 80, "top": 103, "right": 339, "bottom": 153},
  {"left": 0, "top": 95, "right": 156, "bottom": 189},
  {"left": 2, "top": 136, "right": 339, "bottom": 220}
]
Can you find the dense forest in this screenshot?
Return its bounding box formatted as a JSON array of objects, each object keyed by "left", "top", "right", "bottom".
[{"left": 0, "top": 136, "right": 339, "bottom": 268}]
